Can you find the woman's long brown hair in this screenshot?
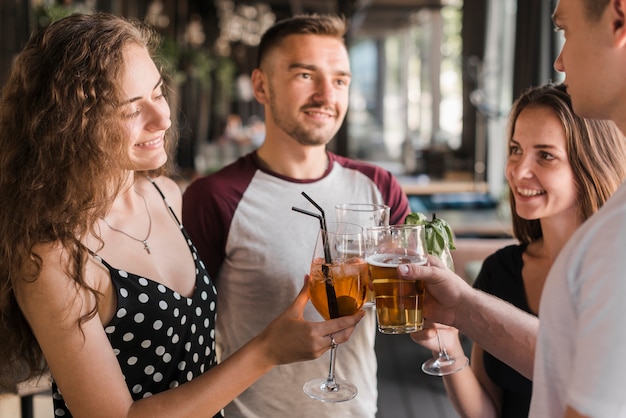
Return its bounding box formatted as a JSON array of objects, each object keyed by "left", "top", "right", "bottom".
[
  {"left": 0, "top": 12, "right": 177, "bottom": 388},
  {"left": 507, "top": 84, "right": 626, "bottom": 244}
]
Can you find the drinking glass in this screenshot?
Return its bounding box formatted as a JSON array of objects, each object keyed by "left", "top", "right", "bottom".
[
  {"left": 303, "top": 222, "right": 368, "bottom": 402},
  {"left": 336, "top": 203, "right": 390, "bottom": 307},
  {"left": 335, "top": 203, "right": 390, "bottom": 228},
  {"left": 421, "top": 322, "right": 469, "bottom": 376},
  {"left": 421, "top": 260, "right": 469, "bottom": 376},
  {"left": 365, "top": 225, "right": 427, "bottom": 334}
]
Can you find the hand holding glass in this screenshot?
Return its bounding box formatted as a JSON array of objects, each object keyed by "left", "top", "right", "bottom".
[
  {"left": 366, "top": 224, "right": 468, "bottom": 375},
  {"left": 420, "top": 259, "right": 469, "bottom": 376},
  {"left": 366, "top": 225, "right": 427, "bottom": 334},
  {"left": 304, "top": 222, "right": 367, "bottom": 402}
]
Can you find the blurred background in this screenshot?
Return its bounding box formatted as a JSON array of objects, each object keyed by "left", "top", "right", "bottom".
[
  {"left": 0, "top": 0, "right": 562, "bottom": 205},
  {"left": 0, "top": 1, "right": 562, "bottom": 417}
]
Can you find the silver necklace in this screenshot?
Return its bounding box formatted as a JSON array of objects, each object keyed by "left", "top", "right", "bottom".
[{"left": 102, "top": 189, "right": 152, "bottom": 254}]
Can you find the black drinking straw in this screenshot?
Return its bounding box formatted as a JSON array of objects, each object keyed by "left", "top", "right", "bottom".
[{"left": 292, "top": 192, "right": 339, "bottom": 319}]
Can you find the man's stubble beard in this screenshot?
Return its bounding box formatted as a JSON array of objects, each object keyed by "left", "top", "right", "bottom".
[{"left": 267, "top": 95, "right": 342, "bottom": 147}]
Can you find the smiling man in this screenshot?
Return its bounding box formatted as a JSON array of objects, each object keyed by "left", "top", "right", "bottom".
[{"left": 182, "top": 14, "right": 410, "bottom": 418}]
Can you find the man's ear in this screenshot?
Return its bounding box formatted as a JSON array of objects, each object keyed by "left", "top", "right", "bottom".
[
  {"left": 251, "top": 68, "right": 268, "bottom": 104},
  {"left": 611, "top": 0, "right": 626, "bottom": 47}
]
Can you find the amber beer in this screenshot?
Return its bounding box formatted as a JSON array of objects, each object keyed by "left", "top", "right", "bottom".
[
  {"left": 309, "top": 257, "right": 368, "bottom": 319},
  {"left": 367, "top": 253, "right": 426, "bottom": 334}
]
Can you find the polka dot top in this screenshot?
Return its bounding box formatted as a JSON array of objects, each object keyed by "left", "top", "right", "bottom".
[{"left": 51, "top": 179, "right": 221, "bottom": 417}]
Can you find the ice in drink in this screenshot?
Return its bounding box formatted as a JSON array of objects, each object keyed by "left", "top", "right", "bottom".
[{"left": 309, "top": 257, "right": 368, "bottom": 320}]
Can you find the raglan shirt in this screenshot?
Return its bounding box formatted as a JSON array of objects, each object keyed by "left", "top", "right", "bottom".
[{"left": 183, "top": 151, "right": 409, "bottom": 418}]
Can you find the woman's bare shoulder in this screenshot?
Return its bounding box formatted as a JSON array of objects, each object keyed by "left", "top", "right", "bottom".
[
  {"left": 13, "top": 242, "right": 104, "bottom": 321},
  {"left": 147, "top": 175, "right": 181, "bottom": 197},
  {"left": 15, "top": 241, "right": 107, "bottom": 294},
  {"left": 145, "top": 175, "right": 183, "bottom": 209}
]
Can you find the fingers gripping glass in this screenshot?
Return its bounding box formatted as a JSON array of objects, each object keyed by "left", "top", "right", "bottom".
[
  {"left": 421, "top": 271, "right": 468, "bottom": 375},
  {"left": 365, "top": 224, "right": 468, "bottom": 376},
  {"left": 293, "top": 193, "right": 367, "bottom": 402},
  {"left": 421, "top": 322, "right": 469, "bottom": 376},
  {"left": 365, "top": 225, "right": 427, "bottom": 334}
]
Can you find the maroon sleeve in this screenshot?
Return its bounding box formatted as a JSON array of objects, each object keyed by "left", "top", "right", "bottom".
[
  {"left": 182, "top": 154, "right": 258, "bottom": 281},
  {"left": 330, "top": 153, "right": 411, "bottom": 225},
  {"left": 385, "top": 173, "right": 411, "bottom": 225}
]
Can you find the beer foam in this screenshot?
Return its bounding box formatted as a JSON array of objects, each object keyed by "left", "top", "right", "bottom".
[{"left": 366, "top": 253, "right": 426, "bottom": 267}]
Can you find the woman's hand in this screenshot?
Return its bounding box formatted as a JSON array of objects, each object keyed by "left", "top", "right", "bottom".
[
  {"left": 258, "top": 275, "right": 365, "bottom": 366},
  {"left": 410, "top": 319, "right": 465, "bottom": 358}
]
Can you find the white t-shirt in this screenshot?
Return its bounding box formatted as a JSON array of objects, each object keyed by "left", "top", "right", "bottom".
[
  {"left": 531, "top": 180, "right": 626, "bottom": 417},
  {"left": 183, "top": 151, "right": 410, "bottom": 418}
]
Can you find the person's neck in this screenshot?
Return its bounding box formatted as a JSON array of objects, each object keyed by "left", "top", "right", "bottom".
[
  {"left": 110, "top": 175, "right": 147, "bottom": 213},
  {"left": 537, "top": 215, "right": 581, "bottom": 262},
  {"left": 256, "top": 143, "right": 329, "bottom": 180}
]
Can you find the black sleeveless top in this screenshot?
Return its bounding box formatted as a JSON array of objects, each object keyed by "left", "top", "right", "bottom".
[
  {"left": 52, "top": 179, "right": 221, "bottom": 417},
  {"left": 473, "top": 244, "right": 533, "bottom": 418}
]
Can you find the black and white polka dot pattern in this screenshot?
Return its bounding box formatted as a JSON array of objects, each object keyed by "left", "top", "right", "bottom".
[{"left": 52, "top": 184, "right": 220, "bottom": 417}]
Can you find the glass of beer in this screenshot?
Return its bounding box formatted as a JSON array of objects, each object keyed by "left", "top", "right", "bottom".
[
  {"left": 366, "top": 225, "right": 427, "bottom": 334},
  {"left": 336, "top": 203, "right": 390, "bottom": 307},
  {"left": 304, "top": 222, "right": 367, "bottom": 402}
]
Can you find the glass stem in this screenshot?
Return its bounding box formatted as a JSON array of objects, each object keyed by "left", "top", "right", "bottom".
[
  {"left": 325, "top": 344, "right": 339, "bottom": 390},
  {"left": 435, "top": 329, "right": 450, "bottom": 360}
]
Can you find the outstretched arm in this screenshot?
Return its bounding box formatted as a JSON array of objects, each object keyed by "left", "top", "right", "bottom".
[
  {"left": 16, "top": 252, "right": 364, "bottom": 418},
  {"left": 399, "top": 256, "right": 537, "bottom": 379},
  {"left": 141, "top": 277, "right": 364, "bottom": 417}
]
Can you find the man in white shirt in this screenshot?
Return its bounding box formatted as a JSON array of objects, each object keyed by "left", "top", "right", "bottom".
[{"left": 399, "top": 1, "right": 626, "bottom": 417}]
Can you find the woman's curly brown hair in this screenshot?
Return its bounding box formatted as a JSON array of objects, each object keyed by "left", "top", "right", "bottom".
[{"left": 0, "top": 12, "right": 177, "bottom": 388}]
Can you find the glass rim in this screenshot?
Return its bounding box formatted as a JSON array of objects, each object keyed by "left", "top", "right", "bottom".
[
  {"left": 322, "top": 221, "right": 363, "bottom": 236},
  {"left": 335, "top": 203, "right": 390, "bottom": 212},
  {"left": 366, "top": 224, "right": 424, "bottom": 232}
]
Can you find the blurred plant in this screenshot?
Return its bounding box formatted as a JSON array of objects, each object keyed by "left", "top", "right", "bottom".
[{"left": 35, "top": 0, "right": 95, "bottom": 27}]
